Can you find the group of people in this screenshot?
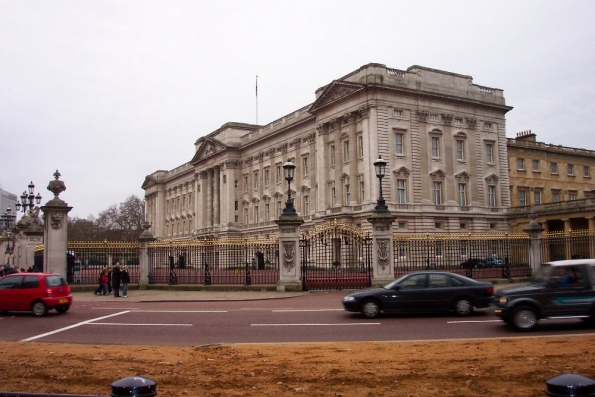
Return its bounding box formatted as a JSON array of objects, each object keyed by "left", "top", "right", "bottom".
[
  {"left": 1, "top": 264, "right": 38, "bottom": 277},
  {"left": 94, "top": 262, "right": 130, "bottom": 297}
]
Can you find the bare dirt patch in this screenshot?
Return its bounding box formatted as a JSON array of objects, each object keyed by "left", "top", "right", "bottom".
[{"left": 1, "top": 336, "right": 594, "bottom": 396}]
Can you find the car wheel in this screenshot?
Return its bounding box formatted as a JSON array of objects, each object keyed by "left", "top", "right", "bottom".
[
  {"left": 361, "top": 300, "right": 380, "bottom": 319},
  {"left": 454, "top": 298, "right": 473, "bottom": 316},
  {"left": 56, "top": 306, "right": 70, "bottom": 314},
  {"left": 31, "top": 301, "right": 48, "bottom": 317},
  {"left": 511, "top": 306, "right": 537, "bottom": 331}
]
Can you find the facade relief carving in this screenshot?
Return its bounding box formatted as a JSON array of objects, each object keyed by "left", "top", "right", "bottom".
[
  {"left": 465, "top": 117, "right": 477, "bottom": 129},
  {"left": 416, "top": 110, "right": 429, "bottom": 122},
  {"left": 51, "top": 213, "right": 64, "bottom": 230},
  {"left": 377, "top": 239, "right": 390, "bottom": 270},
  {"left": 441, "top": 113, "right": 453, "bottom": 125},
  {"left": 283, "top": 241, "right": 296, "bottom": 270}
]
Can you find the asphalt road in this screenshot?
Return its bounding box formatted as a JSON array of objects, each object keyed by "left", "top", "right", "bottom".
[{"left": 2, "top": 291, "right": 594, "bottom": 346}]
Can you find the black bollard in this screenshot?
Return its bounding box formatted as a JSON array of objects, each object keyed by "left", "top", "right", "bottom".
[
  {"left": 546, "top": 373, "right": 595, "bottom": 396},
  {"left": 111, "top": 376, "right": 157, "bottom": 397}
]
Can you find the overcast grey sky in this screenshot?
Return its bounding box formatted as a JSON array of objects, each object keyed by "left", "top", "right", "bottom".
[{"left": 1, "top": 0, "right": 594, "bottom": 219}]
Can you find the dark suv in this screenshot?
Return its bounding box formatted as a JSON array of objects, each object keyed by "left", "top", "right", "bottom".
[
  {"left": 493, "top": 260, "right": 595, "bottom": 331},
  {"left": 460, "top": 258, "right": 487, "bottom": 269}
]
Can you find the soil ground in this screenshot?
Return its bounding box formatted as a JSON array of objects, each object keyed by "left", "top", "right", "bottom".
[{"left": 1, "top": 336, "right": 595, "bottom": 397}]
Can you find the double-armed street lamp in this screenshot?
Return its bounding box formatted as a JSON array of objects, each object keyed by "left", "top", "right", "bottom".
[
  {"left": 1, "top": 207, "right": 16, "bottom": 253},
  {"left": 281, "top": 160, "right": 297, "bottom": 216},
  {"left": 15, "top": 181, "right": 42, "bottom": 214},
  {"left": 373, "top": 156, "right": 389, "bottom": 213}
]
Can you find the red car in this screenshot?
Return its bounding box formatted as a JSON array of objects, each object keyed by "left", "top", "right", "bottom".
[{"left": 0, "top": 273, "right": 72, "bottom": 316}]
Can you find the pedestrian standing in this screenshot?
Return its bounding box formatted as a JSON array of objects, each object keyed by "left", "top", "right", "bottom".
[
  {"left": 112, "top": 262, "right": 122, "bottom": 298},
  {"left": 107, "top": 267, "right": 113, "bottom": 294},
  {"left": 99, "top": 269, "right": 109, "bottom": 295},
  {"left": 121, "top": 265, "right": 130, "bottom": 298}
]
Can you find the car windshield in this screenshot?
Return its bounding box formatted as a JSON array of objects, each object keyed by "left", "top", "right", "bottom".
[
  {"left": 531, "top": 264, "right": 551, "bottom": 284},
  {"left": 383, "top": 274, "right": 410, "bottom": 289}
]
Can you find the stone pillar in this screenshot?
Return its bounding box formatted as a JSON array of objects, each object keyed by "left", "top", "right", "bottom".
[
  {"left": 214, "top": 167, "right": 220, "bottom": 226},
  {"left": 15, "top": 208, "right": 44, "bottom": 270},
  {"left": 523, "top": 211, "right": 544, "bottom": 274},
  {"left": 138, "top": 222, "right": 156, "bottom": 289},
  {"left": 41, "top": 171, "right": 72, "bottom": 278},
  {"left": 275, "top": 215, "right": 304, "bottom": 292},
  {"left": 207, "top": 169, "right": 213, "bottom": 228},
  {"left": 368, "top": 212, "right": 397, "bottom": 287},
  {"left": 587, "top": 216, "right": 595, "bottom": 259}
]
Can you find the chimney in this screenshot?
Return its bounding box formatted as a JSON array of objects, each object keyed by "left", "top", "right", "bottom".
[{"left": 515, "top": 130, "right": 536, "bottom": 142}]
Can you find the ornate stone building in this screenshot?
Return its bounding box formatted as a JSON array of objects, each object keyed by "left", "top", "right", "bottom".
[
  {"left": 142, "top": 63, "right": 513, "bottom": 239},
  {"left": 507, "top": 131, "right": 595, "bottom": 232}
]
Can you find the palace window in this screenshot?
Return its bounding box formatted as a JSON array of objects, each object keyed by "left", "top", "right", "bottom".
[
  {"left": 234, "top": 201, "right": 238, "bottom": 211},
  {"left": 517, "top": 158, "right": 525, "bottom": 171},
  {"left": 396, "top": 132, "right": 405, "bottom": 155},
  {"left": 456, "top": 139, "right": 465, "bottom": 161},
  {"left": 569, "top": 191, "right": 577, "bottom": 201},
  {"left": 397, "top": 179, "right": 406, "bottom": 204},
  {"left": 568, "top": 164, "right": 575, "bottom": 176},
  {"left": 254, "top": 171, "right": 259, "bottom": 189},
  {"left": 244, "top": 208, "right": 249, "bottom": 224},
  {"left": 276, "top": 166, "right": 281, "bottom": 183},
  {"left": 431, "top": 137, "right": 440, "bottom": 158},
  {"left": 533, "top": 159, "right": 540, "bottom": 172},
  {"left": 244, "top": 176, "right": 248, "bottom": 192},
  {"left": 454, "top": 118, "right": 463, "bottom": 125},
  {"left": 360, "top": 181, "right": 365, "bottom": 203},
  {"left": 458, "top": 183, "right": 467, "bottom": 207},
  {"left": 302, "top": 157, "right": 308, "bottom": 176},
  {"left": 254, "top": 206, "right": 259, "bottom": 223},
  {"left": 486, "top": 143, "right": 494, "bottom": 163},
  {"left": 343, "top": 141, "right": 350, "bottom": 162},
  {"left": 552, "top": 190, "right": 561, "bottom": 203},
  {"left": 534, "top": 190, "right": 542, "bottom": 205},
  {"left": 358, "top": 136, "right": 364, "bottom": 158},
  {"left": 277, "top": 201, "right": 282, "bottom": 219},
  {"left": 331, "top": 187, "right": 336, "bottom": 207},
  {"left": 584, "top": 166, "right": 590, "bottom": 177},
  {"left": 303, "top": 196, "right": 310, "bottom": 215},
  {"left": 519, "top": 190, "right": 527, "bottom": 206},
  {"left": 330, "top": 145, "right": 336, "bottom": 166},
  {"left": 551, "top": 162, "right": 558, "bottom": 174},
  {"left": 429, "top": 114, "right": 439, "bottom": 121},
  {"left": 394, "top": 109, "right": 402, "bottom": 116},
  {"left": 265, "top": 204, "right": 270, "bottom": 221},
  {"left": 345, "top": 184, "right": 351, "bottom": 206},
  {"left": 484, "top": 122, "right": 492, "bottom": 129},
  {"left": 264, "top": 169, "right": 270, "bottom": 186},
  {"left": 433, "top": 182, "right": 442, "bottom": 205},
  {"left": 488, "top": 185, "right": 496, "bottom": 208}
]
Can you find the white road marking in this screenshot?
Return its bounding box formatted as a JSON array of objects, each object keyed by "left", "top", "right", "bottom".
[
  {"left": 131, "top": 310, "right": 227, "bottom": 313},
  {"left": 20, "top": 311, "right": 130, "bottom": 342},
  {"left": 272, "top": 309, "right": 344, "bottom": 312},
  {"left": 251, "top": 323, "right": 381, "bottom": 326},
  {"left": 87, "top": 323, "right": 192, "bottom": 326},
  {"left": 447, "top": 319, "right": 503, "bottom": 324},
  {"left": 92, "top": 307, "right": 141, "bottom": 310}
]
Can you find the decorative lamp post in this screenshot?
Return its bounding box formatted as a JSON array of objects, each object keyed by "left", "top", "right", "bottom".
[
  {"left": 281, "top": 160, "right": 297, "bottom": 216},
  {"left": 15, "top": 181, "right": 42, "bottom": 213},
  {"left": 1, "top": 207, "right": 16, "bottom": 253},
  {"left": 373, "top": 156, "right": 389, "bottom": 213}
]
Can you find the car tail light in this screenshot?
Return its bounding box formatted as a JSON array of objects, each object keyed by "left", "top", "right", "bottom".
[
  {"left": 486, "top": 287, "right": 493, "bottom": 295},
  {"left": 46, "top": 289, "right": 53, "bottom": 297},
  {"left": 66, "top": 286, "right": 71, "bottom": 293}
]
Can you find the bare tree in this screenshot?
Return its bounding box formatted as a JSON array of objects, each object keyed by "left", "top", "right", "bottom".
[{"left": 96, "top": 195, "right": 145, "bottom": 241}]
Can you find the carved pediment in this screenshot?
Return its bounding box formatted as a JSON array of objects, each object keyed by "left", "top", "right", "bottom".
[
  {"left": 339, "top": 173, "right": 349, "bottom": 182},
  {"left": 455, "top": 171, "right": 471, "bottom": 182},
  {"left": 251, "top": 197, "right": 260, "bottom": 204},
  {"left": 429, "top": 169, "right": 446, "bottom": 181},
  {"left": 485, "top": 174, "right": 500, "bottom": 183},
  {"left": 393, "top": 167, "right": 411, "bottom": 178},
  {"left": 190, "top": 138, "right": 228, "bottom": 164},
  {"left": 309, "top": 81, "right": 365, "bottom": 113},
  {"left": 300, "top": 185, "right": 311, "bottom": 193},
  {"left": 241, "top": 199, "right": 250, "bottom": 206},
  {"left": 261, "top": 194, "right": 271, "bottom": 202},
  {"left": 273, "top": 191, "right": 284, "bottom": 199}
]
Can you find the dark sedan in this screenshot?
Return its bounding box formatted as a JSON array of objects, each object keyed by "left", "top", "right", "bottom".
[{"left": 342, "top": 271, "right": 494, "bottom": 318}]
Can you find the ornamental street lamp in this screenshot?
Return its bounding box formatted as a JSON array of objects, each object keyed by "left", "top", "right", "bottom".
[
  {"left": 281, "top": 160, "right": 297, "bottom": 216},
  {"left": 15, "top": 181, "right": 42, "bottom": 213},
  {"left": 0, "top": 207, "right": 16, "bottom": 254},
  {"left": 373, "top": 156, "right": 389, "bottom": 213}
]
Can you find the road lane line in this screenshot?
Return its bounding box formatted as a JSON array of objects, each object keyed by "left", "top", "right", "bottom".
[
  {"left": 251, "top": 323, "right": 380, "bottom": 326},
  {"left": 87, "top": 323, "right": 192, "bottom": 326},
  {"left": 92, "top": 307, "right": 141, "bottom": 310},
  {"left": 272, "top": 309, "right": 344, "bottom": 312},
  {"left": 131, "top": 310, "right": 227, "bottom": 313},
  {"left": 20, "top": 311, "right": 130, "bottom": 342},
  {"left": 447, "top": 320, "right": 503, "bottom": 324}
]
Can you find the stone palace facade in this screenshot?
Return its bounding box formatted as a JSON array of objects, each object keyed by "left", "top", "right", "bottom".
[{"left": 142, "top": 63, "right": 513, "bottom": 239}]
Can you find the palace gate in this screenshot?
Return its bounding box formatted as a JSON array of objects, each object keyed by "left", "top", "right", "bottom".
[{"left": 300, "top": 220, "right": 372, "bottom": 290}]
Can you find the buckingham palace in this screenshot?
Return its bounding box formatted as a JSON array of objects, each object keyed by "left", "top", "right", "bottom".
[{"left": 142, "top": 63, "right": 513, "bottom": 239}]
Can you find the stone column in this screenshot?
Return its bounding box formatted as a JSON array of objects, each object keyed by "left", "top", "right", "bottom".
[
  {"left": 214, "top": 167, "right": 220, "bottom": 226},
  {"left": 41, "top": 171, "right": 72, "bottom": 278},
  {"left": 275, "top": 215, "right": 304, "bottom": 292},
  {"left": 523, "top": 211, "right": 544, "bottom": 274},
  {"left": 138, "top": 222, "right": 156, "bottom": 289},
  {"left": 368, "top": 212, "right": 397, "bottom": 287},
  {"left": 207, "top": 169, "right": 213, "bottom": 228}
]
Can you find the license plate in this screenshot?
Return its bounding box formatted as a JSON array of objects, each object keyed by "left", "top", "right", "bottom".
[{"left": 58, "top": 298, "right": 69, "bottom": 304}]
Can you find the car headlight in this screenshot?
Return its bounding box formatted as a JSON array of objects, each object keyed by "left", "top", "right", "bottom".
[
  {"left": 498, "top": 297, "right": 508, "bottom": 304},
  {"left": 343, "top": 296, "right": 356, "bottom": 302}
]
